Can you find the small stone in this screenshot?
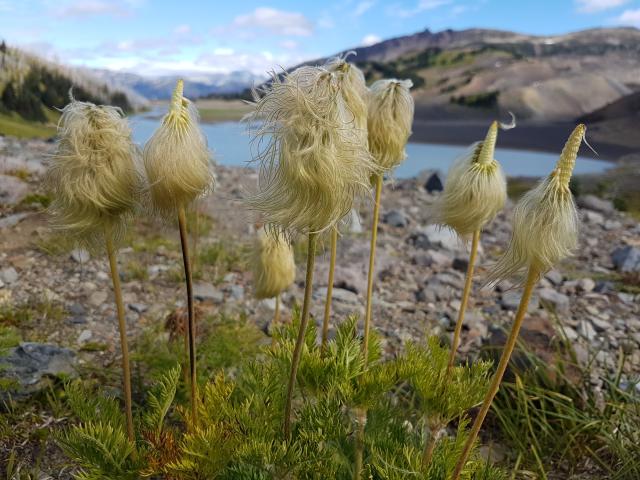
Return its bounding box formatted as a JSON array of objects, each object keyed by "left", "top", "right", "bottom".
[
  {"left": 538, "top": 288, "right": 570, "bottom": 314},
  {"left": 545, "top": 270, "right": 563, "bottom": 286},
  {"left": 67, "top": 316, "right": 87, "bottom": 325},
  {"left": 70, "top": 249, "right": 90, "bottom": 263},
  {"left": 452, "top": 257, "right": 469, "bottom": 272},
  {"left": 424, "top": 172, "right": 444, "bottom": 193},
  {"left": 611, "top": 246, "right": 640, "bottom": 273},
  {"left": 0, "top": 174, "right": 29, "bottom": 205},
  {"left": 0, "top": 213, "right": 30, "bottom": 229},
  {"left": 501, "top": 291, "right": 539, "bottom": 311},
  {"left": 382, "top": 210, "right": 408, "bottom": 228},
  {"left": 590, "top": 317, "right": 611, "bottom": 332},
  {"left": 583, "top": 210, "right": 604, "bottom": 224},
  {"left": 577, "top": 278, "right": 595, "bottom": 293},
  {"left": 0, "top": 267, "right": 18, "bottom": 284},
  {"left": 577, "top": 195, "right": 614, "bottom": 214},
  {"left": 603, "top": 220, "right": 622, "bottom": 231},
  {"left": 128, "top": 303, "right": 148, "bottom": 313},
  {"left": 77, "top": 330, "right": 93, "bottom": 344},
  {"left": 193, "top": 283, "right": 224, "bottom": 303},
  {"left": 68, "top": 303, "right": 85, "bottom": 315},
  {"left": 408, "top": 225, "right": 459, "bottom": 251},
  {"left": 228, "top": 284, "right": 244, "bottom": 300},
  {"left": 578, "top": 320, "right": 597, "bottom": 341},
  {"left": 89, "top": 291, "right": 108, "bottom": 306},
  {"left": 562, "top": 326, "right": 579, "bottom": 341}
]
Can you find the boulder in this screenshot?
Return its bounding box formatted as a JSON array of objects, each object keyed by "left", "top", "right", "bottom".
[{"left": 577, "top": 195, "right": 614, "bottom": 214}]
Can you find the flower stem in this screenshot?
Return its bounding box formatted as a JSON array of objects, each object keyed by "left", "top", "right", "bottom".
[
  {"left": 321, "top": 227, "right": 338, "bottom": 351},
  {"left": 451, "top": 267, "right": 538, "bottom": 480},
  {"left": 105, "top": 229, "right": 134, "bottom": 443},
  {"left": 363, "top": 173, "right": 383, "bottom": 364},
  {"left": 178, "top": 205, "right": 198, "bottom": 427},
  {"left": 353, "top": 407, "right": 366, "bottom": 480},
  {"left": 447, "top": 229, "right": 480, "bottom": 373},
  {"left": 283, "top": 232, "right": 318, "bottom": 440},
  {"left": 421, "top": 424, "right": 442, "bottom": 469}
]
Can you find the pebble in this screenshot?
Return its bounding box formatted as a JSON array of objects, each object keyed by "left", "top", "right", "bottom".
[
  {"left": 128, "top": 303, "right": 148, "bottom": 313},
  {"left": 89, "top": 291, "right": 108, "bottom": 306},
  {"left": 0, "top": 267, "right": 18, "bottom": 284},
  {"left": 77, "top": 330, "right": 93, "bottom": 344},
  {"left": 611, "top": 246, "right": 640, "bottom": 273},
  {"left": 383, "top": 210, "right": 409, "bottom": 228},
  {"left": 538, "top": 288, "right": 571, "bottom": 315},
  {"left": 500, "top": 291, "right": 539, "bottom": 311},
  {"left": 70, "top": 249, "right": 90, "bottom": 263},
  {"left": 578, "top": 320, "right": 597, "bottom": 341},
  {"left": 193, "top": 282, "right": 224, "bottom": 303}
]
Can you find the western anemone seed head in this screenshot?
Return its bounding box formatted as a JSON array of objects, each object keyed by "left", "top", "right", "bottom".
[
  {"left": 252, "top": 227, "right": 296, "bottom": 299},
  {"left": 246, "top": 66, "right": 375, "bottom": 235},
  {"left": 488, "top": 124, "right": 585, "bottom": 284},
  {"left": 46, "top": 98, "right": 139, "bottom": 246},
  {"left": 325, "top": 54, "right": 368, "bottom": 133},
  {"left": 367, "top": 78, "right": 414, "bottom": 171},
  {"left": 435, "top": 121, "right": 507, "bottom": 236},
  {"left": 143, "top": 79, "right": 213, "bottom": 217}
]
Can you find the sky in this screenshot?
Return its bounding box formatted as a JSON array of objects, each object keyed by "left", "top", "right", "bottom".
[{"left": 1, "top": 0, "right": 640, "bottom": 77}]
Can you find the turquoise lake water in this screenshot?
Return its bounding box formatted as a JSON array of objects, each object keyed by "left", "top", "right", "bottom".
[{"left": 130, "top": 110, "right": 608, "bottom": 179}]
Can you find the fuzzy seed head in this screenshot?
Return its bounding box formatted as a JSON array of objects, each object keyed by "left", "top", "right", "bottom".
[
  {"left": 367, "top": 78, "right": 414, "bottom": 171},
  {"left": 251, "top": 227, "right": 296, "bottom": 299},
  {"left": 488, "top": 124, "right": 584, "bottom": 284},
  {"left": 325, "top": 55, "right": 369, "bottom": 133},
  {"left": 435, "top": 121, "right": 506, "bottom": 236},
  {"left": 246, "top": 66, "right": 377, "bottom": 236},
  {"left": 46, "top": 99, "right": 140, "bottom": 247},
  {"left": 143, "top": 79, "right": 213, "bottom": 218}
]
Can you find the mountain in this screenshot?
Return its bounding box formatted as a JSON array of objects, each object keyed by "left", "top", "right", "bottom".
[
  {"left": 0, "top": 42, "right": 144, "bottom": 126},
  {"left": 290, "top": 27, "right": 640, "bottom": 122},
  {"left": 90, "top": 69, "right": 265, "bottom": 100}
]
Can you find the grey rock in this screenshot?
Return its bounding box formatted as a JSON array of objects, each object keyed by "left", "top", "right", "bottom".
[
  {"left": 228, "top": 284, "right": 245, "bottom": 300},
  {"left": 70, "top": 249, "right": 90, "bottom": 263},
  {"left": 604, "top": 220, "right": 622, "bottom": 231},
  {"left": 577, "top": 195, "right": 614, "bottom": 214},
  {"left": 424, "top": 172, "right": 444, "bottom": 193},
  {"left": 0, "top": 343, "right": 76, "bottom": 397},
  {"left": 578, "top": 320, "right": 597, "bottom": 341},
  {"left": 409, "top": 225, "right": 459, "bottom": 251},
  {"left": 67, "top": 315, "right": 87, "bottom": 325},
  {"left": 611, "top": 246, "right": 640, "bottom": 273},
  {"left": 452, "top": 256, "right": 469, "bottom": 272},
  {"left": 77, "top": 330, "right": 93, "bottom": 344},
  {"left": 0, "top": 267, "right": 18, "bottom": 284},
  {"left": 0, "top": 174, "right": 29, "bottom": 205},
  {"left": 577, "top": 278, "right": 595, "bottom": 293},
  {"left": 590, "top": 317, "right": 612, "bottom": 332},
  {"left": 411, "top": 250, "right": 452, "bottom": 268},
  {"left": 545, "top": 270, "right": 563, "bottom": 286},
  {"left": 193, "top": 283, "right": 224, "bottom": 303},
  {"left": 68, "top": 303, "right": 86, "bottom": 315},
  {"left": 538, "top": 288, "right": 570, "bottom": 315},
  {"left": 594, "top": 280, "right": 614, "bottom": 293},
  {"left": 0, "top": 213, "right": 30, "bottom": 229},
  {"left": 333, "top": 266, "right": 366, "bottom": 294},
  {"left": 89, "top": 290, "right": 108, "bottom": 306},
  {"left": 383, "top": 209, "right": 408, "bottom": 228},
  {"left": 501, "top": 290, "right": 539, "bottom": 311},
  {"left": 128, "top": 303, "right": 148, "bottom": 313},
  {"left": 583, "top": 210, "right": 604, "bottom": 224},
  {"left": 315, "top": 287, "right": 359, "bottom": 306},
  {"left": 562, "top": 326, "right": 579, "bottom": 341}
]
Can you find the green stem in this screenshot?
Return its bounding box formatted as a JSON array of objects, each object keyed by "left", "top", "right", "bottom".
[
  {"left": 105, "top": 229, "right": 135, "bottom": 443},
  {"left": 178, "top": 206, "right": 198, "bottom": 427},
  {"left": 283, "top": 232, "right": 318, "bottom": 439},
  {"left": 447, "top": 229, "right": 480, "bottom": 373},
  {"left": 321, "top": 227, "right": 338, "bottom": 351},
  {"left": 451, "top": 267, "right": 538, "bottom": 480}
]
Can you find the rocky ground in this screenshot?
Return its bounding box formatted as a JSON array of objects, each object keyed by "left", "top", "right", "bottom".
[{"left": 1, "top": 136, "right": 639, "bottom": 473}]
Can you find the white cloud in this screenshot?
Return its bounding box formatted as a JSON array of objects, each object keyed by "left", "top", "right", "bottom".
[
  {"left": 576, "top": 0, "right": 629, "bottom": 13},
  {"left": 361, "top": 34, "right": 382, "bottom": 46},
  {"left": 354, "top": 1, "right": 375, "bottom": 17},
  {"left": 613, "top": 8, "right": 640, "bottom": 25},
  {"left": 229, "top": 7, "right": 313, "bottom": 37},
  {"left": 391, "top": 0, "right": 453, "bottom": 18},
  {"left": 55, "top": 0, "right": 133, "bottom": 18}
]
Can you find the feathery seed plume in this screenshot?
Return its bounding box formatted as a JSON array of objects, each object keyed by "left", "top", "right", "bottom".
[
  {"left": 367, "top": 78, "right": 414, "bottom": 171},
  {"left": 252, "top": 227, "right": 296, "bottom": 299},
  {"left": 143, "top": 79, "right": 213, "bottom": 217},
  {"left": 488, "top": 124, "right": 585, "bottom": 284},
  {"left": 246, "top": 66, "right": 374, "bottom": 235},
  {"left": 46, "top": 98, "right": 140, "bottom": 247},
  {"left": 436, "top": 121, "right": 507, "bottom": 236}
]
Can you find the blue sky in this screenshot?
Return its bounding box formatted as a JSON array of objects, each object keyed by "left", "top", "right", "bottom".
[{"left": 1, "top": 0, "right": 640, "bottom": 76}]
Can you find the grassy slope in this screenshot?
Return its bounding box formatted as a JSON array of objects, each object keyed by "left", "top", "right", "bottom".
[{"left": 0, "top": 109, "right": 58, "bottom": 139}]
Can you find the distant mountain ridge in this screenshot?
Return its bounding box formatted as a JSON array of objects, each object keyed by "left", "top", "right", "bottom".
[
  {"left": 90, "top": 69, "right": 266, "bottom": 100},
  {"left": 282, "top": 26, "right": 640, "bottom": 122}
]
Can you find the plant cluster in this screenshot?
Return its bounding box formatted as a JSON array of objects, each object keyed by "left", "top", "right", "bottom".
[{"left": 40, "top": 52, "right": 591, "bottom": 479}]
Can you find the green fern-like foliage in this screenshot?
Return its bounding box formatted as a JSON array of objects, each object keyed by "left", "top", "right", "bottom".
[{"left": 142, "top": 365, "right": 181, "bottom": 441}]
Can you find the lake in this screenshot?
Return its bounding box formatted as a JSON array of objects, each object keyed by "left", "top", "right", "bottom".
[{"left": 130, "top": 110, "right": 608, "bottom": 178}]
